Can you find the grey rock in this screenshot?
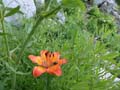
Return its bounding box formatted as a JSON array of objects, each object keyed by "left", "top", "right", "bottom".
[
  {"left": 57, "top": 11, "right": 65, "bottom": 24},
  {"left": 87, "top": 0, "right": 120, "bottom": 30},
  {"left": 2, "top": 0, "right": 65, "bottom": 26},
  {"left": 3, "top": 0, "right": 36, "bottom": 26},
  {"left": 3, "top": 0, "right": 36, "bottom": 18}
]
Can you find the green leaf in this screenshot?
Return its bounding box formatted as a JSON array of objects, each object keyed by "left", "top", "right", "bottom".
[
  {"left": 62, "top": 0, "right": 86, "bottom": 10},
  {"left": 101, "top": 52, "right": 119, "bottom": 61},
  {"left": 0, "top": 0, "right": 3, "bottom": 5},
  {"left": 0, "top": 11, "right": 1, "bottom": 19},
  {"left": 0, "top": 81, "right": 4, "bottom": 90},
  {"left": 0, "top": 32, "right": 8, "bottom": 36},
  {"left": 4, "top": 6, "right": 20, "bottom": 17},
  {"left": 0, "top": 32, "right": 5, "bottom": 35},
  {"left": 71, "top": 82, "right": 89, "bottom": 90},
  {"left": 5, "top": 7, "right": 23, "bottom": 14},
  {"left": 87, "top": 6, "right": 101, "bottom": 17}
]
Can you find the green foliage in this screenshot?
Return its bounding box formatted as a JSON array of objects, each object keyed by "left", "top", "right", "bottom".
[
  {"left": 116, "top": 0, "right": 120, "bottom": 6},
  {"left": 0, "top": 1, "right": 120, "bottom": 90},
  {"left": 0, "top": 2, "right": 21, "bottom": 20},
  {"left": 0, "top": 32, "right": 8, "bottom": 36},
  {"left": 62, "top": 0, "right": 86, "bottom": 10},
  {"left": 87, "top": 6, "right": 116, "bottom": 35},
  {"left": 4, "top": 6, "right": 22, "bottom": 17}
]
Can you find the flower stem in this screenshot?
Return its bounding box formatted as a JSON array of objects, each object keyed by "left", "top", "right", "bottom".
[
  {"left": 11, "top": 72, "right": 16, "bottom": 90},
  {"left": 44, "top": 74, "right": 51, "bottom": 90},
  {"left": 1, "top": 8, "right": 15, "bottom": 90},
  {"left": 1, "top": 11, "right": 9, "bottom": 59},
  {"left": 18, "top": 6, "right": 61, "bottom": 61}
]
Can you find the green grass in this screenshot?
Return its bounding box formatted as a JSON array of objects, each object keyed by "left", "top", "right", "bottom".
[{"left": 0, "top": 1, "right": 120, "bottom": 90}]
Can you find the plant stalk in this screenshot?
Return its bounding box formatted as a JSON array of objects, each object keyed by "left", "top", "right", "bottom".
[
  {"left": 11, "top": 72, "right": 16, "bottom": 90},
  {"left": 18, "top": 6, "right": 61, "bottom": 61},
  {"left": 44, "top": 74, "right": 51, "bottom": 90},
  {"left": 1, "top": 11, "right": 9, "bottom": 59}
]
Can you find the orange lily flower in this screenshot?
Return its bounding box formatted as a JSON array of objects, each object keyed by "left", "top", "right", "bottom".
[{"left": 28, "top": 50, "right": 67, "bottom": 77}]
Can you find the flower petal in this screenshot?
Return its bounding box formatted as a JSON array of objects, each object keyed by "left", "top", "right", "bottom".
[
  {"left": 47, "top": 65, "right": 62, "bottom": 76},
  {"left": 40, "top": 50, "right": 48, "bottom": 66},
  {"left": 33, "top": 66, "right": 46, "bottom": 77},
  {"left": 52, "top": 52, "right": 60, "bottom": 62},
  {"left": 58, "top": 59, "right": 67, "bottom": 65},
  {"left": 28, "top": 55, "right": 42, "bottom": 65},
  {"left": 40, "top": 50, "right": 48, "bottom": 59}
]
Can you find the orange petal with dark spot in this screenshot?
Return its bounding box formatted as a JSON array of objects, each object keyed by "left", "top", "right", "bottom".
[
  {"left": 52, "top": 52, "right": 60, "bottom": 62},
  {"left": 40, "top": 50, "right": 48, "bottom": 61},
  {"left": 33, "top": 66, "right": 46, "bottom": 77}
]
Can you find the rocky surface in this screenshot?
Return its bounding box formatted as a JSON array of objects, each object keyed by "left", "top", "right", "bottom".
[
  {"left": 2, "top": 0, "right": 37, "bottom": 26},
  {"left": 97, "top": 0, "right": 120, "bottom": 26},
  {"left": 2, "top": 0, "right": 65, "bottom": 25},
  {"left": 3, "top": 0, "right": 36, "bottom": 18},
  {"left": 87, "top": 0, "right": 120, "bottom": 29},
  {"left": 3, "top": 0, "right": 119, "bottom": 26}
]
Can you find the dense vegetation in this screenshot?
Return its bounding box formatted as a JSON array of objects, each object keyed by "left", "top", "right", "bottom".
[{"left": 0, "top": 0, "right": 120, "bottom": 90}]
